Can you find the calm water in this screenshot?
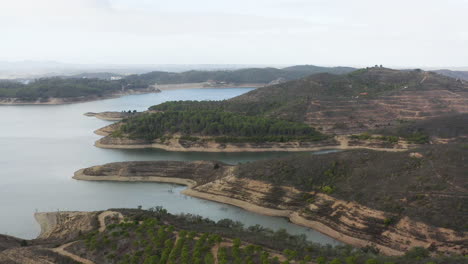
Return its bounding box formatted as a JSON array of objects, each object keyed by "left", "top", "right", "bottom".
[{"left": 0, "top": 88, "right": 339, "bottom": 245}]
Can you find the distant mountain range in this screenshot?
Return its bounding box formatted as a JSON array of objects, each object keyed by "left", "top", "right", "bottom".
[
  {"left": 0, "top": 61, "right": 283, "bottom": 79},
  {"left": 2, "top": 60, "right": 468, "bottom": 81},
  {"left": 433, "top": 69, "right": 468, "bottom": 81}
]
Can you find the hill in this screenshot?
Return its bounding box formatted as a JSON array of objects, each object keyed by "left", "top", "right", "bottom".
[
  {"left": 3, "top": 208, "right": 465, "bottom": 264},
  {"left": 282, "top": 65, "right": 357, "bottom": 75},
  {"left": 148, "top": 67, "right": 468, "bottom": 135},
  {"left": 434, "top": 69, "right": 468, "bottom": 81},
  {"left": 121, "top": 65, "right": 356, "bottom": 88},
  {"left": 73, "top": 144, "right": 467, "bottom": 256},
  {"left": 96, "top": 67, "right": 467, "bottom": 150}
]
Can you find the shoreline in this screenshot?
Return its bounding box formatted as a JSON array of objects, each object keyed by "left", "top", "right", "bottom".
[
  {"left": 0, "top": 84, "right": 258, "bottom": 106},
  {"left": 94, "top": 137, "right": 409, "bottom": 153},
  {"left": 0, "top": 89, "right": 160, "bottom": 106},
  {"left": 154, "top": 83, "right": 263, "bottom": 91},
  {"left": 72, "top": 169, "right": 404, "bottom": 256}
]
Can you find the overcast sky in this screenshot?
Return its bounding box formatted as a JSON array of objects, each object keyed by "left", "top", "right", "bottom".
[{"left": 1, "top": 0, "right": 467, "bottom": 67}]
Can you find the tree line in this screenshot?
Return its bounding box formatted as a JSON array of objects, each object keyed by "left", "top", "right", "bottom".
[{"left": 116, "top": 110, "right": 326, "bottom": 143}]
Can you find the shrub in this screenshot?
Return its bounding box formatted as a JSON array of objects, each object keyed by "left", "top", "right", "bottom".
[
  {"left": 316, "top": 256, "right": 326, "bottom": 264},
  {"left": 330, "top": 258, "right": 342, "bottom": 264},
  {"left": 321, "top": 185, "right": 334, "bottom": 194},
  {"left": 345, "top": 256, "right": 357, "bottom": 264},
  {"left": 404, "top": 247, "right": 430, "bottom": 259},
  {"left": 383, "top": 217, "right": 395, "bottom": 227}
]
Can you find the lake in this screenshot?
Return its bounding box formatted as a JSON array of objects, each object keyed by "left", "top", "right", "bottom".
[{"left": 0, "top": 88, "right": 340, "bottom": 245}]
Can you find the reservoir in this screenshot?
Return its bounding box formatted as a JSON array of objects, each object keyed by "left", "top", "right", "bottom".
[{"left": 0, "top": 88, "right": 339, "bottom": 245}]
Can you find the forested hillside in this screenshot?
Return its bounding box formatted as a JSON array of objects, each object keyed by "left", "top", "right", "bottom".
[
  {"left": 120, "top": 65, "right": 356, "bottom": 87},
  {"left": 115, "top": 110, "right": 327, "bottom": 143},
  {"left": 0, "top": 78, "right": 124, "bottom": 101},
  {"left": 148, "top": 67, "right": 468, "bottom": 135}
]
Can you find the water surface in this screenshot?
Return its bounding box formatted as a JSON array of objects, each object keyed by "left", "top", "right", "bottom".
[{"left": 0, "top": 88, "right": 339, "bottom": 245}]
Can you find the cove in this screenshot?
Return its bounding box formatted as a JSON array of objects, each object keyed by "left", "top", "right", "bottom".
[{"left": 0, "top": 88, "right": 339, "bottom": 245}]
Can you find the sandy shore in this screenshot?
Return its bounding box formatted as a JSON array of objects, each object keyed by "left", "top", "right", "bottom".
[
  {"left": 72, "top": 169, "right": 404, "bottom": 255},
  {"left": 95, "top": 136, "right": 409, "bottom": 153},
  {"left": 153, "top": 82, "right": 264, "bottom": 91},
  {"left": 84, "top": 112, "right": 131, "bottom": 121},
  {"left": 73, "top": 169, "right": 197, "bottom": 187}
]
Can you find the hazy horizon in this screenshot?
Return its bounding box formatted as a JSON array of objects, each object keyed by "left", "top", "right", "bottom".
[{"left": 1, "top": 0, "right": 467, "bottom": 68}]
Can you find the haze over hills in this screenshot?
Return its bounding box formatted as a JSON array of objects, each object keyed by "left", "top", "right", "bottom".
[
  {"left": 2, "top": 60, "right": 468, "bottom": 81},
  {"left": 0, "top": 65, "right": 358, "bottom": 104},
  {"left": 433, "top": 69, "right": 468, "bottom": 81},
  {"left": 0, "top": 60, "right": 283, "bottom": 79}
]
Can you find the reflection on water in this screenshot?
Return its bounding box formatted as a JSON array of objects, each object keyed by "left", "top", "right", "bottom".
[{"left": 0, "top": 88, "right": 340, "bottom": 245}]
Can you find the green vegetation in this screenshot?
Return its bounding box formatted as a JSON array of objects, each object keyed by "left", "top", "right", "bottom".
[
  {"left": 350, "top": 133, "right": 400, "bottom": 144},
  {"left": 404, "top": 132, "right": 430, "bottom": 144},
  {"left": 0, "top": 78, "right": 124, "bottom": 101},
  {"left": 72, "top": 208, "right": 467, "bottom": 264},
  {"left": 115, "top": 111, "right": 327, "bottom": 143},
  {"left": 351, "top": 131, "right": 429, "bottom": 145}
]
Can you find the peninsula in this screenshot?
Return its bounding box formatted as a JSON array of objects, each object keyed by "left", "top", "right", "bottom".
[
  {"left": 93, "top": 67, "right": 468, "bottom": 152},
  {"left": 73, "top": 144, "right": 468, "bottom": 257},
  {"left": 3, "top": 205, "right": 464, "bottom": 264}
]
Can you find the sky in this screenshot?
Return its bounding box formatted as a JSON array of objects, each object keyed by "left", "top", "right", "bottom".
[{"left": 0, "top": 0, "right": 467, "bottom": 67}]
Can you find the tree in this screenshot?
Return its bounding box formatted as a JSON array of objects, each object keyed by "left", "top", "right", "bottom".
[
  {"left": 365, "top": 259, "right": 378, "bottom": 264},
  {"left": 404, "top": 247, "right": 430, "bottom": 260},
  {"left": 330, "top": 258, "right": 342, "bottom": 264},
  {"left": 204, "top": 252, "right": 214, "bottom": 264},
  {"left": 316, "top": 256, "right": 326, "bottom": 264}
]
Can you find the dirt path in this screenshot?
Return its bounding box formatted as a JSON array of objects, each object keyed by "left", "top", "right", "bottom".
[
  {"left": 211, "top": 242, "right": 233, "bottom": 264},
  {"left": 51, "top": 211, "right": 123, "bottom": 264},
  {"left": 420, "top": 73, "right": 428, "bottom": 84},
  {"left": 52, "top": 242, "right": 95, "bottom": 264},
  {"left": 335, "top": 135, "right": 407, "bottom": 152},
  {"left": 98, "top": 211, "right": 124, "bottom": 232}
]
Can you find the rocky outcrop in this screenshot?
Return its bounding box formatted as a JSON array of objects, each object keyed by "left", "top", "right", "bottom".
[
  {"left": 84, "top": 111, "right": 138, "bottom": 121},
  {"left": 34, "top": 211, "right": 99, "bottom": 242},
  {"left": 95, "top": 136, "right": 343, "bottom": 152}
]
